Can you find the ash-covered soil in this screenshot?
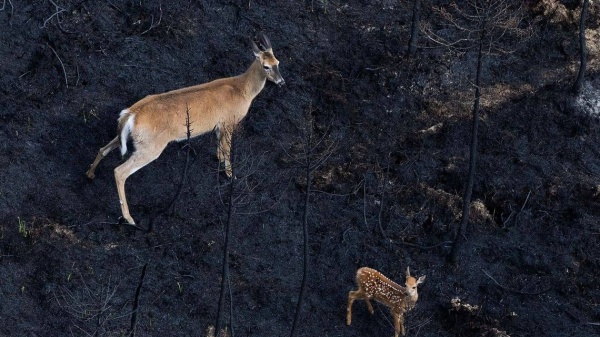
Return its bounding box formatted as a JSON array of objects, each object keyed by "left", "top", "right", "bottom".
[{"left": 1, "top": 1, "right": 599, "bottom": 336}]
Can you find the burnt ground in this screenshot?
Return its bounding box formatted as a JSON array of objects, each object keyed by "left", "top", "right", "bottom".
[{"left": 1, "top": 1, "right": 600, "bottom": 336}]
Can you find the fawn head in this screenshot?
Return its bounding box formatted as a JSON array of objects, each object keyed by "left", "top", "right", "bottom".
[
  {"left": 252, "top": 32, "right": 285, "bottom": 86},
  {"left": 405, "top": 267, "right": 426, "bottom": 298}
]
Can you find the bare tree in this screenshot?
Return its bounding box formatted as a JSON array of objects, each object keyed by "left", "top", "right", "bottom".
[
  {"left": 422, "top": 0, "right": 529, "bottom": 264},
  {"left": 212, "top": 122, "right": 286, "bottom": 335},
  {"left": 215, "top": 125, "right": 238, "bottom": 335},
  {"left": 148, "top": 105, "right": 194, "bottom": 232},
  {"left": 288, "top": 106, "right": 335, "bottom": 337},
  {"left": 407, "top": 0, "right": 422, "bottom": 59},
  {"left": 54, "top": 272, "right": 125, "bottom": 336},
  {"left": 573, "top": 0, "right": 590, "bottom": 94}
]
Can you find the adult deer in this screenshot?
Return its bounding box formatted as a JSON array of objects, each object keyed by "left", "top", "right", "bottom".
[
  {"left": 86, "top": 33, "right": 284, "bottom": 225},
  {"left": 347, "top": 267, "right": 425, "bottom": 337}
]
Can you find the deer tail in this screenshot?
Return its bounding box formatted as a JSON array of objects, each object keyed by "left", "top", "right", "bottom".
[{"left": 117, "top": 109, "right": 134, "bottom": 156}]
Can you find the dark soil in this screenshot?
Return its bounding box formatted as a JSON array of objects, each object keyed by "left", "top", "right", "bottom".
[{"left": 1, "top": 1, "right": 599, "bottom": 336}]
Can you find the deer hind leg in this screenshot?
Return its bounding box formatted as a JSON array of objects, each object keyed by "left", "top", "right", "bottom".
[
  {"left": 113, "top": 142, "right": 167, "bottom": 224},
  {"left": 86, "top": 136, "right": 120, "bottom": 179},
  {"left": 216, "top": 127, "right": 233, "bottom": 177},
  {"left": 347, "top": 288, "right": 373, "bottom": 325}
]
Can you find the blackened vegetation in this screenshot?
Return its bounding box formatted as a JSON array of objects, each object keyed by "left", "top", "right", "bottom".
[{"left": 0, "top": 1, "right": 599, "bottom": 337}]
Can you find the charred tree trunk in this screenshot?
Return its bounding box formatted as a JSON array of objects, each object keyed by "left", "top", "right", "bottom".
[
  {"left": 290, "top": 118, "right": 313, "bottom": 337},
  {"left": 148, "top": 105, "right": 193, "bottom": 232},
  {"left": 449, "top": 22, "right": 486, "bottom": 265},
  {"left": 407, "top": 0, "right": 421, "bottom": 59},
  {"left": 573, "top": 0, "right": 589, "bottom": 94},
  {"left": 216, "top": 131, "right": 236, "bottom": 334},
  {"left": 128, "top": 263, "right": 148, "bottom": 337}
]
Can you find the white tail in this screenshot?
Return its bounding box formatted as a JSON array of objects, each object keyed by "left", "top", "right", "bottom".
[
  {"left": 119, "top": 110, "right": 134, "bottom": 156},
  {"left": 347, "top": 267, "right": 425, "bottom": 337},
  {"left": 85, "top": 32, "right": 284, "bottom": 225}
]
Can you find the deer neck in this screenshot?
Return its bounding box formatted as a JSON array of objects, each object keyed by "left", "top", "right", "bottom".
[
  {"left": 386, "top": 284, "right": 409, "bottom": 306},
  {"left": 404, "top": 293, "right": 418, "bottom": 311},
  {"left": 239, "top": 59, "right": 267, "bottom": 99}
]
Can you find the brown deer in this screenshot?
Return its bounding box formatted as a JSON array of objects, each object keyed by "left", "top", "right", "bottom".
[
  {"left": 85, "top": 33, "right": 284, "bottom": 225},
  {"left": 347, "top": 267, "right": 426, "bottom": 337}
]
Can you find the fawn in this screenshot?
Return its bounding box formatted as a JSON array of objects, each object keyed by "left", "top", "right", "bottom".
[{"left": 347, "top": 266, "right": 425, "bottom": 337}]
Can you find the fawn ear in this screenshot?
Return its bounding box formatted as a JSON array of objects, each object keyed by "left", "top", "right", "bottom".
[
  {"left": 417, "top": 275, "right": 426, "bottom": 284},
  {"left": 406, "top": 267, "right": 411, "bottom": 277}
]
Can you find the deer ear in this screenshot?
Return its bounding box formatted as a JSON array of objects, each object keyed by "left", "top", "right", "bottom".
[
  {"left": 259, "top": 32, "right": 272, "bottom": 51},
  {"left": 251, "top": 40, "right": 261, "bottom": 57},
  {"left": 417, "top": 275, "right": 426, "bottom": 284},
  {"left": 406, "top": 267, "right": 411, "bottom": 277}
]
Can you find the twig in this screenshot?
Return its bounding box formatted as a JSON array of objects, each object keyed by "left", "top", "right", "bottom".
[
  {"left": 0, "top": 0, "right": 14, "bottom": 15},
  {"left": 501, "top": 208, "right": 515, "bottom": 228},
  {"left": 482, "top": 269, "right": 551, "bottom": 295},
  {"left": 503, "top": 190, "right": 531, "bottom": 228},
  {"left": 362, "top": 176, "right": 368, "bottom": 230},
  {"left": 377, "top": 157, "right": 391, "bottom": 241},
  {"left": 128, "top": 263, "right": 147, "bottom": 337},
  {"left": 41, "top": 0, "right": 74, "bottom": 33},
  {"left": 228, "top": 269, "right": 235, "bottom": 337},
  {"left": 167, "top": 272, "right": 195, "bottom": 279},
  {"left": 140, "top": 3, "right": 162, "bottom": 35},
  {"left": 520, "top": 190, "right": 531, "bottom": 212},
  {"left": 47, "top": 43, "right": 68, "bottom": 87},
  {"left": 41, "top": 0, "right": 66, "bottom": 28},
  {"left": 75, "top": 64, "right": 80, "bottom": 86},
  {"left": 391, "top": 240, "right": 452, "bottom": 250}
]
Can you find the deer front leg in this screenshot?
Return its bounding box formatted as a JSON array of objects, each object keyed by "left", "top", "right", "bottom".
[
  {"left": 364, "top": 297, "right": 375, "bottom": 315},
  {"left": 392, "top": 310, "right": 405, "bottom": 337}
]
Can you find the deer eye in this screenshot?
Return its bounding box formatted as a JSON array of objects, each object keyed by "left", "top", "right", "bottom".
[{"left": 263, "top": 65, "right": 271, "bottom": 71}]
